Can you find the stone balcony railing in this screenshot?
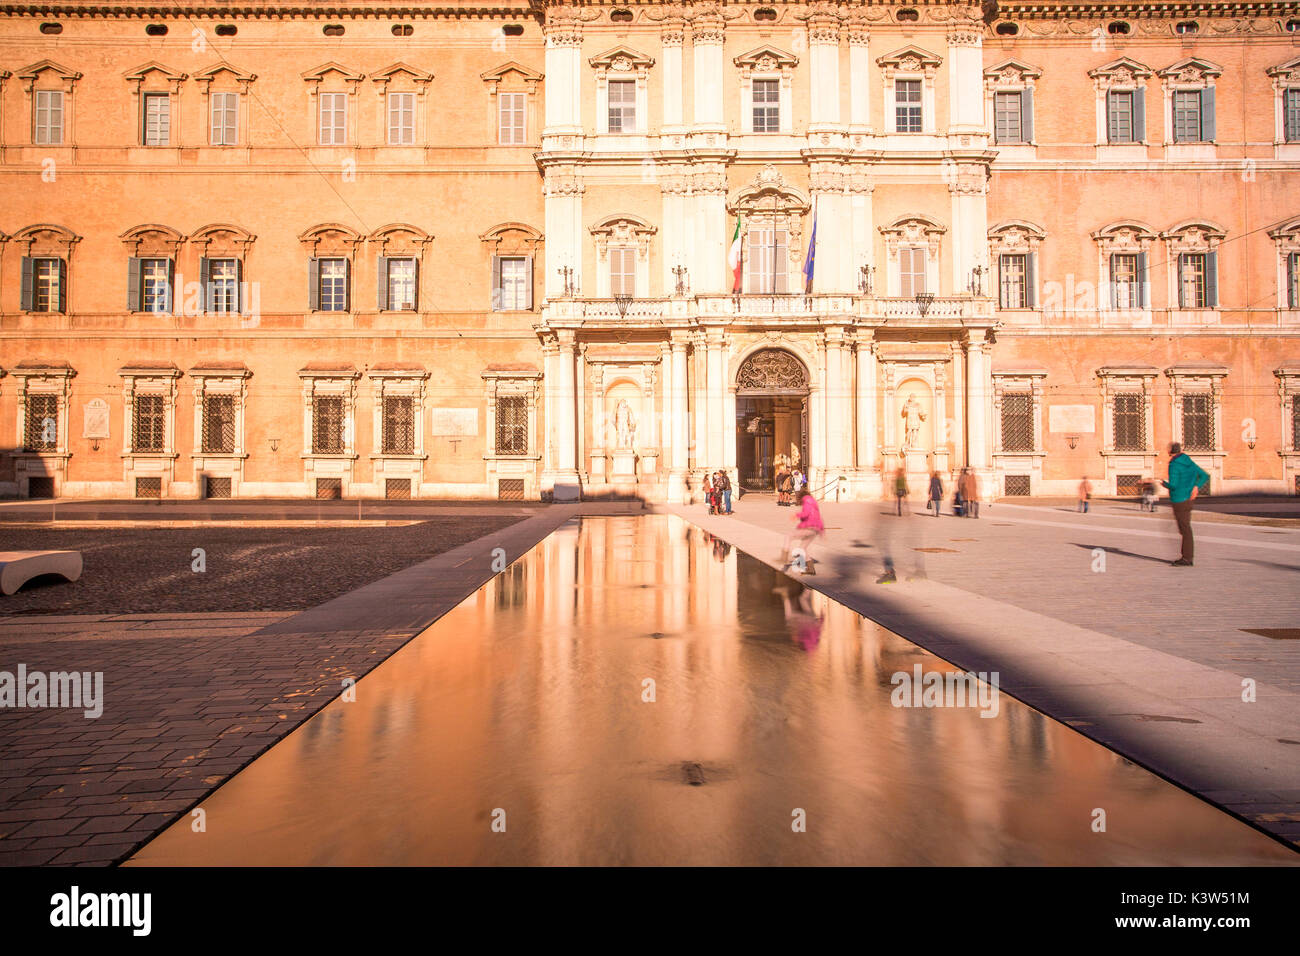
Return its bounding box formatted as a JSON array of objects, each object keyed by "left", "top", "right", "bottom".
[{"left": 543, "top": 293, "right": 996, "bottom": 325}]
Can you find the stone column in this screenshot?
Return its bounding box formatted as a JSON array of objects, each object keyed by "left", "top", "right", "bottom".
[
  {"left": 661, "top": 22, "right": 686, "bottom": 133},
  {"left": 807, "top": 14, "right": 841, "bottom": 130},
  {"left": 669, "top": 334, "right": 690, "bottom": 501},
  {"left": 589, "top": 363, "right": 606, "bottom": 481},
  {"left": 966, "top": 336, "right": 992, "bottom": 470},
  {"left": 691, "top": 16, "right": 725, "bottom": 131},
  {"left": 543, "top": 21, "right": 583, "bottom": 135},
  {"left": 705, "top": 327, "right": 726, "bottom": 470},
  {"left": 553, "top": 331, "right": 580, "bottom": 499},
  {"left": 691, "top": 331, "right": 707, "bottom": 479},
  {"left": 946, "top": 25, "right": 985, "bottom": 136},
  {"left": 950, "top": 341, "right": 965, "bottom": 474},
  {"left": 855, "top": 330, "right": 878, "bottom": 473},
  {"left": 823, "top": 326, "right": 849, "bottom": 474},
  {"left": 847, "top": 20, "right": 871, "bottom": 133},
  {"left": 932, "top": 359, "right": 949, "bottom": 474}
]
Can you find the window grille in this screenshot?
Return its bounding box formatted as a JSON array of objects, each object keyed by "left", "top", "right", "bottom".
[
  {"left": 313, "top": 396, "right": 345, "bottom": 454},
  {"left": 1181, "top": 393, "right": 1214, "bottom": 451},
  {"left": 382, "top": 396, "right": 415, "bottom": 454},
  {"left": 385, "top": 478, "right": 412, "bottom": 500},
  {"left": 205, "top": 476, "right": 232, "bottom": 499},
  {"left": 133, "top": 394, "right": 166, "bottom": 452},
  {"left": 495, "top": 396, "right": 528, "bottom": 455},
  {"left": 1000, "top": 393, "right": 1034, "bottom": 452},
  {"left": 202, "top": 395, "right": 236, "bottom": 453},
  {"left": 1004, "top": 475, "right": 1031, "bottom": 496},
  {"left": 1116, "top": 474, "right": 1142, "bottom": 496},
  {"left": 316, "top": 477, "right": 342, "bottom": 499},
  {"left": 25, "top": 394, "right": 58, "bottom": 451},
  {"left": 136, "top": 476, "right": 162, "bottom": 498},
  {"left": 1113, "top": 392, "right": 1145, "bottom": 451},
  {"left": 498, "top": 478, "right": 525, "bottom": 500},
  {"left": 27, "top": 477, "right": 54, "bottom": 499}
]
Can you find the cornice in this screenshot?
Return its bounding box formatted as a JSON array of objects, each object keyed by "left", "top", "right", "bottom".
[{"left": 0, "top": 4, "right": 539, "bottom": 19}]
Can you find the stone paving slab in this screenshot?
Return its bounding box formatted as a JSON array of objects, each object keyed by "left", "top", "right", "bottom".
[
  {"left": 0, "top": 504, "right": 617, "bottom": 866},
  {"left": 665, "top": 500, "right": 1300, "bottom": 851}
]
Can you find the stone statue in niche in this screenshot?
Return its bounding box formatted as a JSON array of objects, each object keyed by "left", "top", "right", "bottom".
[
  {"left": 901, "top": 395, "right": 927, "bottom": 450},
  {"left": 614, "top": 399, "right": 637, "bottom": 449}
]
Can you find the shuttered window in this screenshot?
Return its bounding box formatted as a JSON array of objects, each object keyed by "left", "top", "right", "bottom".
[
  {"left": 34, "top": 90, "right": 63, "bottom": 145},
  {"left": 27, "top": 258, "right": 66, "bottom": 313},
  {"left": 610, "top": 247, "right": 635, "bottom": 297},
  {"left": 384, "top": 258, "right": 418, "bottom": 311},
  {"left": 1110, "top": 253, "right": 1143, "bottom": 310},
  {"left": 319, "top": 92, "right": 347, "bottom": 145},
  {"left": 143, "top": 93, "right": 170, "bottom": 145},
  {"left": 899, "top": 246, "right": 927, "bottom": 297},
  {"left": 494, "top": 257, "right": 530, "bottom": 310},
  {"left": 999, "top": 254, "right": 1027, "bottom": 308},
  {"left": 387, "top": 92, "right": 415, "bottom": 144},
  {"left": 1178, "top": 253, "right": 1207, "bottom": 308},
  {"left": 140, "top": 259, "right": 172, "bottom": 313},
  {"left": 204, "top": 258, "right": 240, "bottom": 313},
  {"left": 994, "top": 91, "right": 1022, "bottom": 144},
  {"left": 1107, "top": 90, "right": 1140, "bottom": 143},
  {"left": 1173, "top": 90, "right": 1202, "bottom": 142},
  {"left": 317, "top": 258, "right": 349, "bottom": 312},
  {"left": 747, "top": 228, "right": 788, "bottom": 293},
  {"left": 1287, "top": 89, "right": 1300, "bottom": 143},
  {"left": 210, "top": 92, "right": 237, "bottom": 145},
  {"left": 498, "top": 92, "right": 525, "bottom": 144}
]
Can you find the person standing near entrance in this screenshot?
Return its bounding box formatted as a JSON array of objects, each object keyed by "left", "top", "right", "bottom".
[
  {"left": 1078, "top": 476, "right": 1092, "bottom": 514},
  {"left": 717, "top": 470, "right": 733, "bottom": 515},
  {"left": 959, "top": 468, "right": 980, "bottom": 518},
  {"left": 928, "top": 471, "right": 943, "bottom": 517},
  {"left": 1161, "top": 442, "right": 1209, "bottom": 566}
]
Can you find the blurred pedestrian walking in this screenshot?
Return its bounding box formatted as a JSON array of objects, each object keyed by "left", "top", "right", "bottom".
[
  {"left": 894, "top": 468, "right": 909, "bottom": 516},
  {"left": 1078, "top": 476, "right": 1092, "bottom": 514},
  {"left": 781, "top": 485, "right": 824, "bottom": 575},
  {"left": 928, "top": 471, "right": 943, "bottom": 517},
  {"left": 959, "top": 468, "right": 980, "bottom": 518}
]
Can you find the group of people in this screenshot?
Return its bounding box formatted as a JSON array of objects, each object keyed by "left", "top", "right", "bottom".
[
  {"left": 774, "top": 463, "right": 805, "bottom": 507},
  {"left": 703, "top": 470, "right": 733, "bottom": 516},
  {"left": 893, "top": 467, "right": 981, "bottom": 518}
]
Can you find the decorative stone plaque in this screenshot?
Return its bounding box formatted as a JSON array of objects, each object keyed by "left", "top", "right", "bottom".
[
  {"left": 83, "top": 399, "right": 110, "bottom": 440},
  {"left": 430, "top": 408, "right": 479, "bottom": 437},
  {"left": 1048, "top": 405, "right": 1096, "bottom": 433}
]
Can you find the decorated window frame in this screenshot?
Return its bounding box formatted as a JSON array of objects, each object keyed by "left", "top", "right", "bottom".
[
  {"left": 1268, "top": 217, "right": 1300, "bottom": 317},
  {"left": 1092, "top": 221, "right": 1157, "bottom": 317},
  {"left": 1088, "top": 57, "right": 1151, "bottom": 147},
  {"left": 879, "top": 215, "right": 945, "bottom": 298},
  {"left": 193, "top": 64, "right": 256, "bottom": 147},
  {"left": 1161, "top": 220, "right": 1225, "bottom": 317},
  {"left": 877, "top": 46, "right": 941, "bottom": 136},
  {"left": 590, "top": 47, "right": 654, "bottom": 136},
  {"left": 19, "top": 60, "right": 81, "bottom": 146},
  {"left": 1266, "top": 56, "right": 1300, "bottom": 150},
  {"left": 125, "top": 62, "right": 188, "bottom": 147},
  {"left": 480, "top": 62, "right": 543, "bottom": 146},
  {"left": 1164, "top": 364, "right": 1227, "bottom": 457},
  {"left": 302, "top": 62, "right": 364, "bottom": 146},
  {"left": 1158, "top": 57, "right": 1220, "bottom": 148},
  {"left": 734, "top": 46, "right": 798, "bottom": 135},
  {"left": 370, "top": 63, "right": 432, "bottom": 146},
  {"left": 983, "top": 59, "right": 1040, "bottom": 147},
  {"left": 988, "top": 220, "right": 1045, "bottom": 310},
  {"left": 590, "top": 215, "right": 656, "bottom": 298}
]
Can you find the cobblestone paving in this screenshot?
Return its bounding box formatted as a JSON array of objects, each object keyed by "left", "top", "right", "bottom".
[{"left": 0, "top": 516, "right": 523, "bottom": 616}]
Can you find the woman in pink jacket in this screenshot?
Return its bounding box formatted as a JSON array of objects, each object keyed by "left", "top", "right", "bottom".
[{"left": 782, "top": 486, "right": 824, "bottom": 575}]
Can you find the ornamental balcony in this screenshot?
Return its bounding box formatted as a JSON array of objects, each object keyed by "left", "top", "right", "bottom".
[{"left": 541, "top": 293, "right": 995, "bottom": 327}]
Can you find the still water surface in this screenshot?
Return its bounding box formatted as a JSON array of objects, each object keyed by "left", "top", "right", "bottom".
[{"left": 128, "top": 515, "right": 1297, "bottom": 865}]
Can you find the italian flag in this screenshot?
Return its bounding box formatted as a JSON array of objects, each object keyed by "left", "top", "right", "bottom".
[{"left": 728, "top": 215, "right": 743, "bottom": 293}]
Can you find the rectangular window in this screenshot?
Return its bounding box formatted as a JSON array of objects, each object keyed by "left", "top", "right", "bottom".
[
  {"left": 1111, "top": 253, "right": 1141, "bottom": 310},
  {"left": 994, "top": 91, "right": 1022, "bottom": 144},
  {"left": 899, "top": 246, "right": 927, "bottom": 298},
  {"left": 1181, "top": 393, "right": 1214, "bottom": 452},
  {"left": 495, "top": 257, "right": 530, "bottom": 311},
  {"left": 32, "top": 258, "right": 64, "bottom": 313},
  {"left": 143, "top": 93, "right": 170, "bottom": 146},
  {"left": 202, "top": 395, "right": 236, "bottom": 453},
  {"left": 498, "top": 91, "right": 525, "bottom": 144},
  {"left": 895, "top": 80, "right": 923, "bottom": 133},
  {"left": 206, "top": 258, "right": 240, "bottom": 313},
  {"left": 610, "top": 247, "right": 635, "bottom": 297},
  {"left": 318, "top": 258, "right": 349, "bottom": 312},
  {"left": 386, "top": 258, "right": 418, "bottom": 311},
  {"left": 1000, "top": 393, "right": 1034, "bottom": 452},
  {"left": 1293, "top": 395, "right": 1300, "bottom": 450},
  {"left": 1113, "top": 392, "right": 1145, "bottom": 452},
  {"left": 132, "top": 394, "right": 165, "bottom": 453},
  {"left": 210, "top": 92, "right": 237, "bottom": 145},
  {"left": 747, "top": 228, "right": 789, "bottom": 294},
  {"left": 312, "top": 396, "right": 345, "bottom": 454},
  {"left": 999, "top": 254, "right": 1027, "bottom": 309},
  {"left": 607, "top": 80, "right": 636, "bottom": 133},
  {"left": 495, "top": 395, "right": 528, "bottom": 455},
  {"left": 34, "top": 90, "right": 64, "bottom": 145},
  {"left": 382, "top": 396, "right": 415, "bottom": 454},
  {"left": 1179, "top": 253, "right": 1207, "bottom": 309},
  {"left": 387, "top": 92, "right": 415, "bottom": 145},
  {"left": 25, "top": 394, "right": 58, "bottom": 451},
  {"left": 1173, "top": 90, "right": 1202, "bottom": 143},
  {"left": 752, "top": 79, "right": 780, "bottom": 132},
  {"left": 1285, "top": 89, "right": 1300, "bottom": 143},
  {"left": 319, "top": 92, "right": 348, "bottom": 145},
  {"left": 1289, "top": 252, "right": 1299, "bottom": 309},
  {"left": 1107, "top": 90, "right": 1134, "bottom": 143},
  {"left": 140, "top": 258, "right": 172, "bottom": 313}
]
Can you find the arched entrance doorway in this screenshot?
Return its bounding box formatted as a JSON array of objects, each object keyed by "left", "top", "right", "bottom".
[{"left": 735, "top": 348, "right": 809, "bottom": 493}]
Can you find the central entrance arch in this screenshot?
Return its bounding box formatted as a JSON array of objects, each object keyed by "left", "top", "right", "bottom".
[{"left": 734, "top": 348, "right": 809, "bottom": 493}]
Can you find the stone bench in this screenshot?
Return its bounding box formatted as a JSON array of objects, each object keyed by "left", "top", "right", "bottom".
[{"left": 0, "top": 551, "right": 83, "bottom": 596}]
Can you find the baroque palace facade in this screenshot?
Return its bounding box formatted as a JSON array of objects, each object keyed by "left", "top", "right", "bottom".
[{"left": 1, "top": 0, "right": 1298, "bottom": 502}]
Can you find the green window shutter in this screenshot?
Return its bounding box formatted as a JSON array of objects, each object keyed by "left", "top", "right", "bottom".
[
  {"left": 308, "top": 258, "right": 321, "bottom": 311},
  {"left": 411, "top": 259, "right": 420, "bottom": 311},
  {"left": 234, "top": 259, "right": 243, "bottom": 314},
  {"left": 199, "top": 257, "right": 212, "bottom": 312},
  {"left": 1026, "top": 252, "right": 1037, "bottom": 308},
  {"left": 20, "top": 257, "right": 34, "bottom": 311},
  {"left": 1020, "top": 88, "right": 1034, "bottom": 143},
  {"left": 1206, "top": 250, "right": 1218, "bottom": 308},
  {"left": 342, "top": 259, "right": 351, "bottom": 313},
  {"left": 127, "top": 257, "right": 142, "bottom": 312},
  {"left": 377, "top": 256, "right": 389, "bottom": 311},
  {"left": 1137, "top": 251, "right": 1150, "bottom": 308},
  {"left": 165, "top": 258, "right": 175, "bottom": 313},
  {"left": 1107, "top": 92, "right": 1120, "bottom": 142},
  {"left": 1201, "top": 86, "right": 1215, "bottom": 142},
  {"left": 57, "top": 259, "right": 67, "bottom": 313},
  {"left": 1108, "top": 253, "right": 1119, "bottom": 310},
  {"left": 491, "top": 255, "right": 502, "bottom": 311},
  {"left": 1288, "top": 254, "right": 1299, "bottom": 309},
  {"left": 524, "top": 256, "right": 534, "bottom": 310},
  {"left": 1133, "top": 88, "right": 1145, "bottom": 142}
]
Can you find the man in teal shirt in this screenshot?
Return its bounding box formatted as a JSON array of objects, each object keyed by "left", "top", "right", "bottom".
[{"left": 1161, "top": 442, "right": 1210, "bottom": 566}]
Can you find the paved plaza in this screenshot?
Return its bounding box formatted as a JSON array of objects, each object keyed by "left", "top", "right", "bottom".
[{"left": 0, "top": 495, "right": 1296, "bottom": 863}]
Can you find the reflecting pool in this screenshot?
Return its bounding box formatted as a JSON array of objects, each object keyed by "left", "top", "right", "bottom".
[{"left": 128, "top": 515, "right": 1298, "bottom": 865}]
